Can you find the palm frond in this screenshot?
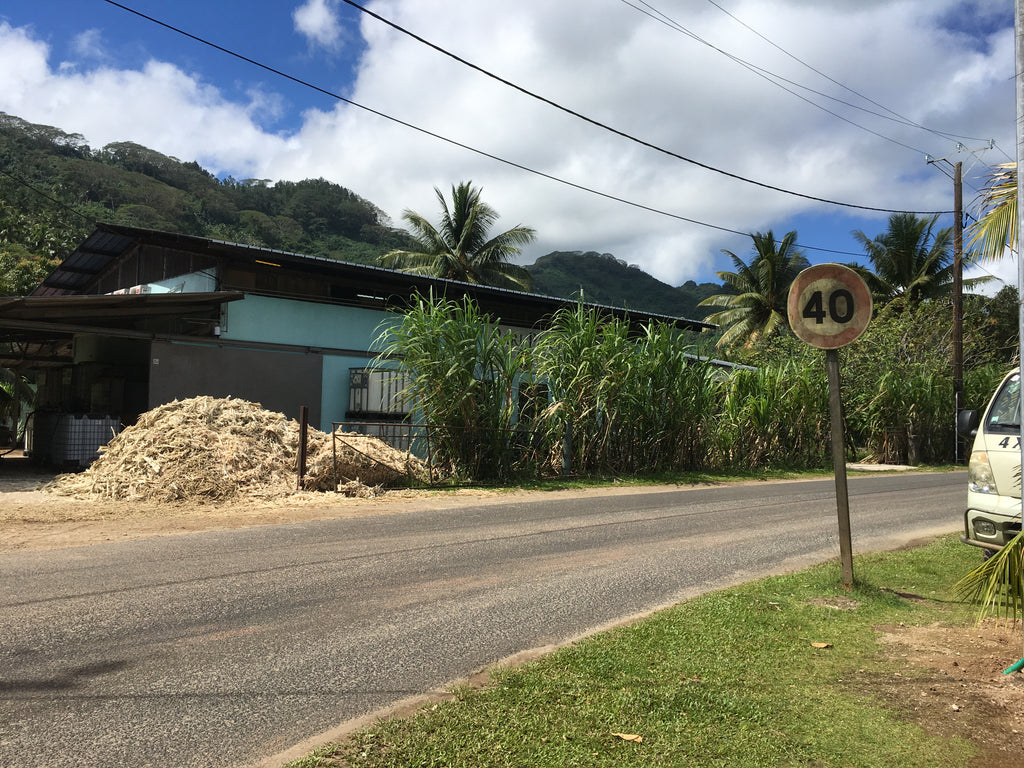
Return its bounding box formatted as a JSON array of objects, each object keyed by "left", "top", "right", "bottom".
[
  {"left": 967, "top": 162, "right": 1017, "bottom": 262},
  {"left": 954, "top": 530, "right": 1024, "bottom": 622}
]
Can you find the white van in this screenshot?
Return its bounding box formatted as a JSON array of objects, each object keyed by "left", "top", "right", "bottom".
[{"left": 958, "top": 368, "right": 1023, "bottom": 553}]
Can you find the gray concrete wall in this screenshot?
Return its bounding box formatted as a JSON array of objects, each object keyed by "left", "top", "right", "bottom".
[{"left": 149, "top": 341, "right": 323, "bottom": 425}]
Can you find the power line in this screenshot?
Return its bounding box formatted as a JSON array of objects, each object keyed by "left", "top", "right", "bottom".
[
  {"left": 335, "top": 0, "right": 947, "bottom": 215},
  {"left": 626, "top": 0, "right": 1010, "bottom": 176},
  {"left": 699, "top": 0, "right": 999, "bottom": 147},
  {"left": 96, "top": 0, "right": 924, "bottom": 261},
  {"left": 622, "top": 0, "right": 930, "bottom": 155},
  {"left": 695, "top": 0, "right": 1014, "bottom": 168}
]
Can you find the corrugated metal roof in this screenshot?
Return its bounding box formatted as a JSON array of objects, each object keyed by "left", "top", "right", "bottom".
[
  {"left": 30, "top": 223, "right": 717, "bottom": 332},
  {"left": 0, "top": 292, "right": 243, "bottom": 323},
  {"left": 31, "top": 227, "right": 138, "bottom": 296}
]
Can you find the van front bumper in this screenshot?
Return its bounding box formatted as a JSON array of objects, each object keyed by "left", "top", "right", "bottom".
[{"left": 963, "top": 505, "right": 1022, "bottom": 550}]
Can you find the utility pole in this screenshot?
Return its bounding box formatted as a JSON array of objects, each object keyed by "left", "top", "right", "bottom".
[
  {"left": 926, "top": 148, "right": 990, "bottom": 462},
  {"left": 953, "top": 160, "right": 963, "bottom": 460}
]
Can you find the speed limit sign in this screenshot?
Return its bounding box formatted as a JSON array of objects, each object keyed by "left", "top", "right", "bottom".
[
  {"left": 787, "top": 263, "right": 872, "bottom": 349},
  {"left": 786, "top": 263, "right": 871, "bottom": 588}
]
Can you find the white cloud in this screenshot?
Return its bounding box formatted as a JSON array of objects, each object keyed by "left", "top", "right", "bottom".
[
  {"left": 292, "top": 0, "right": 343, "bottom": 51},
  {"left": 262, "top": 0, "right": 1015, "bottom": 283},
  {"left": 0, "top": 23, "right": 288, "bottom": 176},
  {"left": 0, "top": 1, "right": 1015, "bottom": 286},
  {"left": 966, "top": 252, "right": 1018, "bottom": 298},
  {"left": 70, "top": 28, "right": 107, "bottom": 62}
]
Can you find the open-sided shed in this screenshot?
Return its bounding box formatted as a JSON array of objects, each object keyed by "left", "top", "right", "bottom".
[{"left": 1, "top": 223, "right": 714, "bottom": 465}]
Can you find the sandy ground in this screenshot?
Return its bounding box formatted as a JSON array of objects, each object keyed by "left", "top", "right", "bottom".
[
  {"left": 874, "top": 619, "right": 1024, "bottom": 767},
  {"left": 2, "top": 454, "right": 1023, "bottom": 764},
  {"left": 0, "top": 453, "right": 670, "bottom": 552}
]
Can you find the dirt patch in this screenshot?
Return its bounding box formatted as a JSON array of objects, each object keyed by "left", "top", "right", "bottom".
[
  {"left": 807, "top": 595, "right": 861, "bottom": 611},
  {"left": 869, "top": 620, "right": 1024, "bottom": 766}
]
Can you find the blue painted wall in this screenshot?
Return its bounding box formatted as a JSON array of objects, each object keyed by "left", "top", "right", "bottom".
[{"left": 221, "top": 295, "right": 395, "bottom": 348}]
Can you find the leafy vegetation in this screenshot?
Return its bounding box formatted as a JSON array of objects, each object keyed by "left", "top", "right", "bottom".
[
  {"left": 526, "top": 251, "right": 720, "bottom": 319},
  {"left": 968, "top": 161, "right": 1016, "bottom": 262},
  {"left": 373, "top": 293, "right": 544, "bottom": 482},
  {"left": 532, "top": 304, "right": 720, "bottom": 475},
  {"left": 852, "top": 213, "right": 954, "bottom": 304},
  {"left": 955, "top": 530, "right": 1024, "bottom": 622},
  {"left": 0, "top": 111, "right": 417, "bottom": 295},
  {"left": 375, "top": 286, "right": 1011, "bottom": 484},
  {"left": 734, "top": 302, "right": 1009, "bottom": 465}
]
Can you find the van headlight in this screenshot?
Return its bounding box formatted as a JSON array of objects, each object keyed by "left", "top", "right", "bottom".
[
  {"left": 973, "top": 519, "right": 997, "bottom": 537},
  {"left": 968, "top": 451, "right": 996, "bottom": 494}
]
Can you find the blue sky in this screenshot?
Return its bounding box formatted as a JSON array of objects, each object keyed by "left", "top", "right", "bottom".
[{"left": 0, "top": 0, "right": 1016, "bottom": 289}]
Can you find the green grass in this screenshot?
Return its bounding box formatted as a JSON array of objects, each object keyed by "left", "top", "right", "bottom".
[
  {"left": 286, "top": 535, "right": 982, "bottom": 768},
  {"left": 430, "top": 464, "right": 952, "bottom": 494}
]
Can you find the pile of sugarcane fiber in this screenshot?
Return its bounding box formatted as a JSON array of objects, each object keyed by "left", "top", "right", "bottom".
[
  {"left": 48, "top": 396, "right": 423, "bottom": 502},
  {"left": 302, "top": 429, "right": 428, "bottom": 491}
]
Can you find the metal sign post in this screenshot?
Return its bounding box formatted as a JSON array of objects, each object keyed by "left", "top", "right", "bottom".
[
  {"left": 826, "top": 348, "right": 854, "bottom": 587},
  {"left": 788, "top": 264, "right": 872, "bottom": 590}
]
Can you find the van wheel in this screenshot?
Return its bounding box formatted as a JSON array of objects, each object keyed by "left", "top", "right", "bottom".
[{"left": 982, "top": 548, "right": 996, "bottom": 561}]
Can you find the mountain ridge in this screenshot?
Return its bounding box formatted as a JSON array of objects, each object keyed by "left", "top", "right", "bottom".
[{"left": 0, "top": 111, "right": 724, "bottom": 319}]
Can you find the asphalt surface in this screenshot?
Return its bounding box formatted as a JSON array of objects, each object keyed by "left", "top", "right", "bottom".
[{"left": 0, "top": 471, "right": 964, "bottom": 767}]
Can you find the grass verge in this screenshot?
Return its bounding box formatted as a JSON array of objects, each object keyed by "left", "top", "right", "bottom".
[
  {"left": 286, "top": 534, "right": 987, "bottom": 768},
  {"left": 458, "top": 464, "right": 956, "bottom": 494}
]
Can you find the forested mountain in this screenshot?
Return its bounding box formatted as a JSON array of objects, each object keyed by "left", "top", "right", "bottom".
[
  {"left": 0, "top": 112, "right": 724, "bottom": 318},
  {"left": 528, "top": 251, "right": 721, "bottom": 320},
  {"left": 0, "top": 112, "right": 417, "bottom": 294}
]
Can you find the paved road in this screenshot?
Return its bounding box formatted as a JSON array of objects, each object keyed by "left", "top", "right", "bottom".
[{"left": 0, "top": 472, "right": 964, "bottom": 767}]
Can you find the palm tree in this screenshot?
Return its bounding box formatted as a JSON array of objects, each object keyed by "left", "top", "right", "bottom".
[
  {"left": 967, "top": 161, "right": 1016, "bottom": 262},
  {"left": 852, "top": 213, "right": 953, "bottom": 306},
  {"left": 699, "top": 230, "right": 809, "bottom": 348},
  {"left": 379, "top": 182, "right": 536, "bottom": 291}
]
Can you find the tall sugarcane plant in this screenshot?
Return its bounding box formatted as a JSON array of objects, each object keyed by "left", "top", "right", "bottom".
[
  {"left": 374, "top": 292, "right": 1002, "bottom": 484},
  {"left": 532, "top": 304, "right": 721, "bottom": 475},
  {"left": 373, "top": 293, "right": 543, "bottom": 482},
  {"left": 532, "top": 304, "right": 627, "bottom": 474},
  {"left": 627, "top": 324, "right": 719, "bottom": 472},
  {"left": 715, "top": 361, "right": 829, "bottom": 469}
]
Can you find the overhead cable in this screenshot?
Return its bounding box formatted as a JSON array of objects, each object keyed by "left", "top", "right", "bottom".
[
  {"left": 622, "top": 0, "right": 930, "bottom": 155},
  {"left": 335, "top": 0, "right": 947, "bottom": 215},
  {"left": 98, "top": 0, "right": 926, "bottom": 259},
  {"left": 699, "top": 0, "right": 998, "bottom": 147}
]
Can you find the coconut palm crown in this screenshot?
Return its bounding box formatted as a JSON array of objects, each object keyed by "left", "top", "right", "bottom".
[
  {"left": 851, "top": 213, "right": 954, "bottom": 305},
  {"left": 699, "top": 230, "right": 809, "bottom": 348},
  {"left": 380, "top": 181, "right": 536, "bottom": 291}
]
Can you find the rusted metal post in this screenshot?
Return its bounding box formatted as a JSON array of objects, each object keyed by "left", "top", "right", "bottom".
[{"left": 297, "top": 405, "right": 309, "bottom": 491}]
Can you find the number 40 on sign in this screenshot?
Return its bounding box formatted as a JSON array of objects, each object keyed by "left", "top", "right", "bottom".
[{"left": 787, "top": 263, "right": 872, "bottom": 350}]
